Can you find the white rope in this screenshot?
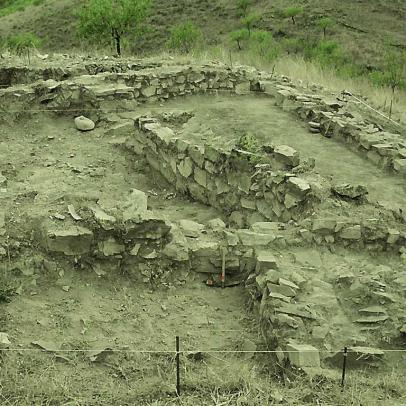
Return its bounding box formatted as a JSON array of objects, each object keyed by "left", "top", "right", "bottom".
[
  {"left": 0, "top": 348, "right": 404, "bottom": 354},
  {"left": 342, "top": 90, "right": 404, "bottom": 128}
]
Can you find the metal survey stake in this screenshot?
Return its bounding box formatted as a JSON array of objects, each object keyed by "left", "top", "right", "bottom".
[
  {"left": 341, "top": 347, "right": 348, "bottom": 389},
  {"left": 221, "top": 248, "right": 226, "bottom": 289},
  {"left": 176, "top": 336, "right": 181, "bottom": 396}
]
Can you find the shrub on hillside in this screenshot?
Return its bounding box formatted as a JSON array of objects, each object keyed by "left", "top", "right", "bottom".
[
  {"left": 76, "top": 0, "right": 151, "bottom": 56},
  {"left": 248, "top": 30, "right": 280, "bottom": 60},
  {"left": 282, "top": 37, "right": 303, "bottom": 55},
  {"left": 167, "top": 21, "right": 203, "bottom": 53},
  {"left": 6, "top": 32, "right": 41, "bottom": 63},
  {"left": 305, "top": 40, "right": 345, "bottom": 67}
]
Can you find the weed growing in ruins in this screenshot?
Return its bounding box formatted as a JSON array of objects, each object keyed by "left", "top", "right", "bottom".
[
  {"left": 77, "top": 0, "right": 151, "bottom": 56},
  {"left": 236, "top": 133, "right": 262, "bottom": 164},
  {"left": 6, "top": 32, "right": 41, "bottom": 63},
  {"left": 168, "top": 21, "right": 203, "bottom": 54}
]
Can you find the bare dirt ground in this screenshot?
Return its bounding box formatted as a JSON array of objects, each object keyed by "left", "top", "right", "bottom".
[{"left": 0, "top": 61, "right": 406, "bottom": 405}]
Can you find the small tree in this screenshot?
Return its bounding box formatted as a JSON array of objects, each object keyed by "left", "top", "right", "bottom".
[
  {"left": 241, "top": 12, "right": 260, "bottom": 36},
  {"left": 284, "top": 7, "right": 303, "bottom": 25},
  {"left": 168, "top": 21, "right": 202, "bottom": 53},
  {"left": 237, "top": 0, "right": 252, "bottom": 17},
  {"left": 317, "top": 17, "right": 335, "bottom": 38},
  {"left": 230, "top": 28, "right": 249, "bottom": 50},
  {"left": 7, "top": 32, "right": 41, "bottom": 63},
  {"left": 370, "top": 50, "right": 406, "bottom": 118},
  {"left": 77, "top": 0, "right": 151, "bottom": 56}
]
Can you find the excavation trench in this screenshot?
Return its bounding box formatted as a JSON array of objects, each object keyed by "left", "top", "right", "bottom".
[{"left": 1, "top": 63, "right": 406, "bottom": 395}]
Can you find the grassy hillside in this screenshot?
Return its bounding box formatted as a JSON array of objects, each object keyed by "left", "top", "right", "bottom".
[
  {"left": 0, "top": 0, "right": 406, "bottom": 65},
  {"left": 0, "top": 0, "right": 406, "bottom": 123}
]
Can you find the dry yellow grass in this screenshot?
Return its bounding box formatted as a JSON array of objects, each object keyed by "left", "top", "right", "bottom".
[{"left": 199, "top": 47, "right": 406, "bottom": 126}]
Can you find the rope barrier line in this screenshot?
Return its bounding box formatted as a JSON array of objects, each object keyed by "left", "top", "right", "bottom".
[
  {"left": 345, "top": 92, "right": 404, "bottom": 128},
  {"left": 0, "top": 100, "right": 403, "bottom": 130},
  {"left": 0, "top": 88, "right": 403, "bottom": 128},
  {"left": 0, "top": 348, "right": 405, "bottom": 354},
  {"left": 0, "top": 107, "right": 195, "bottom": 113}
]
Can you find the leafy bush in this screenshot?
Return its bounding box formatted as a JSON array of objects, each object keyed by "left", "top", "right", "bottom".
[
  {"left": 248, "top": 30, "right": 280, "bottom": 60},
  {"left": 282, "top": 37, "right": 303, "bottom": 55},
  {"left": 77, "top": 0, "right": 151, "bottom": 56},
  {"left": 283, "top": 7, "right": 303, "bottom": 24},
  {"left": 167, "top": 21, "right": 203, "bottom": 53},
  {"left": 6, "top": 32, "right": 41, "bottom": 62},
  {"left": 236, "top": 132, "right": 262, "bottom": 163},
  {"left": 304, "top": 40, "right": 344, "bottom": 67}
]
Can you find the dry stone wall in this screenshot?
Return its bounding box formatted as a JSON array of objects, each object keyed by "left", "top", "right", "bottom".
[
  {"left": 0, "top": 64, "right": 254, "bottom": 118},
  {"left": 253, "top": 80, "right": 406, "bottom": 177},
  {"left": 0, "top": 59, "right": 162, "bottom": 87},
  {"left": 132, "top": 115, "right": 318, "bottom": 227}
]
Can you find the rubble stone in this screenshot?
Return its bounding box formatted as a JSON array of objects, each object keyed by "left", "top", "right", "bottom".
[
  {"left": 207, "top": 218, "right": 226, "bottom": 232},
  {"left": 268, "top": 283, "right": 296, "bottom": 297},
  {"left": 250, "top": 222, "right": 279, "bottom": 233},
  {"left": 0, "top": 332, "right": 10, "bottom": 349},
  {"left": 339, "top": 225, "right": 362, "bottom": 240},
  {"left": 90, "top": 205, "right": 116, "bottom": 230},
  {"left": 286, "top": 343, "right": 320, "bottom": 368},
  {"left": 122, "top": 189, "right": 148, "bottom": 221},
  {"left": 333, "top": 183, "right": 368, "bottom": 199},
  {"left": 273, "top": 145, "right": 300, "bottom": 167},
  {"left": 255, "top": 269, "right": 280, "bottom": 289},
  {"left": 393, "top": 158, "right": 406, "bottom": 174},
  {"left": 42, "top": 224, "right": 93, "bottom": 256},
  {"left": 178, "top": 219, "right": 204, "bottom": 238},
  {"left": 312, "top": 218, "right": 337, "bottom": 234},
  {"left": 98, "top": 238, "right": 125, "bottom": 256},
  {"left": 287, "top": 177, "right": 311, "bottom": 196},
  {"left": 255, "top": 251, "right": 278, "bottom": 271},
  {"left": 74, "top": 116, "right": 95, "bottom": 131},
  {"left": 238, "top": 230, "right": 275, "bottom": 246}
]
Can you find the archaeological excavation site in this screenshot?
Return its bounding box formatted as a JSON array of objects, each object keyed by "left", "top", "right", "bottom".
[{"left": 0, "top": 54, "right": 406, "bottom": 404}]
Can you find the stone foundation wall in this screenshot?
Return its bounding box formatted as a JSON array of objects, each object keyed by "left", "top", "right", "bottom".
[
  {"left": 0, "top": 60, "right": 162, "bottom": 87},
  {"left": 0, "top": 64, "right": 254, "bottom": 112},
  {"left": 254, "top": 80, "right": 406, "bottom": 177},
  {"left": 132, "top": 115, "right": 318, "bottom": 227}
]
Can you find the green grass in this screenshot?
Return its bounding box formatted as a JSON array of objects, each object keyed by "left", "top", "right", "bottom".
[{"left": 0, "top": 0, "right": 45, "bottom": 17}]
